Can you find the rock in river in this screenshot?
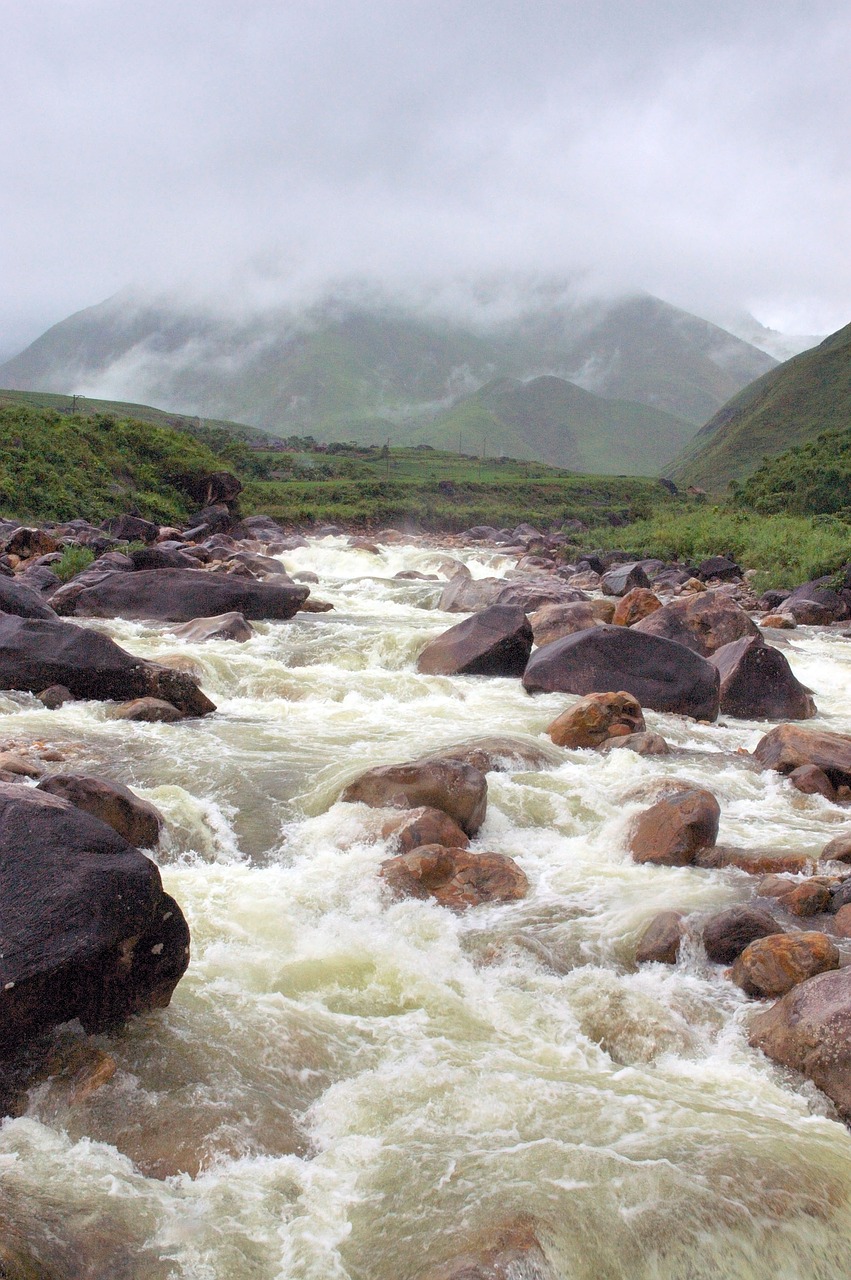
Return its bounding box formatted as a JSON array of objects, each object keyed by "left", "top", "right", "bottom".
[
  {"left": 0, "top": 614, "right": 215, "bottom": 716},
  {"left": 628, "top": 788, "right": 721, "bottom": 866},
  {"left": 37, "top": 773, "right": 164, "bottom": 847},
  {"left": 632, "top": 590, "right": 760, "bottom": 657},
  {"left": 380, "top": 845, "right": 528, "bottom": 910},
  {"left": 342, "top": 756, "right": 488, "bottom": 836},
  {"left": 53, "top": 567, "right": 309, "bottom": 622},
  {"left": 522, "top": 624, "right": 720, "bottom": 719},
  {"left": 0, "top": 784, "right": 189, "bottom": 1047},
  {"left": 753, "top": 724, "right": 851, "bottom": 786},
  {"left": 416, "top": 604, "right": 533, "bottom": 677},
  {"left": 709, "top": 635, "right": 816, "bottom": 720}
]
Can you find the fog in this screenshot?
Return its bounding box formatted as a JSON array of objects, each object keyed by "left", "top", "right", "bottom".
[{"left": 2, "top": 0, "right": 849, "bottom": 356}]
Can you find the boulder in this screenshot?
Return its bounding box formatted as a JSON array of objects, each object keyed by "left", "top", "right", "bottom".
[
  {"left": 628, "top": 788, "right": 720, "bottom": 866},
  {"left": 600, "top": 562, "right": 652, "bottom": 596},
  {"left": 750, "top": 966, "right": 851, "bottom": 1119},
  {"left": 522, "top": 625, "right": 720, "bottom": 720},
  {"left": 732, "top": 932, "right": 839, "bottom": 998},
  {"left": 702, "top": 905, "right": 782, "bottom": 963},
  {"left": 781, "top": 881, "right": 833, "bottom": 916},
  {"left": 416, "top": 605, "right": 533, "bottom": 677},
  {"left": 37, "top": 684, "right": 75, "bottom": 708},
  {"left": 612, "top": 588, "right": 662, "bottom": 627},
  {"left": 129, "top": 546, "right": 198, "bottom": 571},
  {"left": 55, "top": 568, "right": 309, "bottom": 622},
  {"left": 788, "top": 765, "right": 836, "bottom": 799},
  {"left": 779, "top": 598, "right": 835, "bottom": 626},
  {"left": 786, "top": 581, "right": 849, "bottom": 621},
  {"left": 694, "top": 846, "right": 809, "bottom": 875},
  {"left": 380, "top": 845, "right": 528, "bottom": 910},
  {"left": 529, "top": 600, "right": 598, "bottom": 647},
  {"left": 632, "top": 590, "right": 760, "bottom": 657},
  {"left": 102, "top": 514, "right": 160, "bottom": 543},
  {"left": 4, "top": 527, "right": 59, "bottom": 559},
  {"left": 113, "top": 698, "right": 185, "bottom": 723},
  {"left": 695, "top": 555, "right": 742, "bottom": 582},
  {"left": 635, "top": 911, "right": 684, "bottom": 964},
  {"left": 709, "top": 635, "right": 816, "bottom": 720},
  {"left": 546, "top": 691, "right": 645, "bottom": 749},
  {"left": 172, "top": 612, "right": 255, "bottom": 643},
  {"left": 753, "top": 725, "right": 851, "bottom": 786},
  {"left": 822, "top": 832, "right": 851, "bottom": 862},
  {"left": 382, "top": 807, "right": 470, "bottom": 852},
  {"left": 36, "top": 773, "right": 163, "bottom": 847},
  {"left": 342, "top": 757, "right": 488, "bottom": 836},
  {"left": 0, "top": 614, "right": 215, "bottom": 716},
  {"left": 761, "top": 613, "right": 797, "bottom": 630},
  {"left": 0, "top": 576, "right": 57, "bottom": 619},
  {"left": 428, "top": 736, "right": 563, "bottom": 774},
  {"left": 230, "top": 514, "right": 284, "bottom": 541},
  {"left": 437, "top": 574, "right": 504, "bottom": 612},
  {"left": 0, "top": 785, "right": 189, "bottom": 1047}
]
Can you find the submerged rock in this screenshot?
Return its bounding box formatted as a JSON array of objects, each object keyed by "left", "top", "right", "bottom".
[
  {"left": 380, "top": 845, "right": 528, "bottom": 910},
  {"left": 416, "top": 605, "right": 533, "bottom": 677},
  {"left": 416, "top": 1220, "right": 553, "bottom": 1280},
  {"left": 0, "top": 785, "right": 189, "bottom": 1047},
  {"left": 112, "top": 697, "right": 185, "bottom": 723},
  {"left": 172, "top": 611, "right": 255, "bottom": 643},
  {"left": 635, "top": 911, "right": 684, "bottom": 964}
]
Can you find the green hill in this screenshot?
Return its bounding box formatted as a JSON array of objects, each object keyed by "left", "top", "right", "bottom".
[
  {"left": 0, "top": 286, "right": 774, "bottom": 471},
  {"left": 668, "top": 319, "right": 851, "bottom": 492}
]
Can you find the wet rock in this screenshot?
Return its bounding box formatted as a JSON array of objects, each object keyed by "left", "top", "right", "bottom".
[
  {"left": 612, "top": 588, "right": 662, "bottom": 627},
  {"left": 0, "top": 614, "right": 215, "bottom": 716},
  {"left": 382, "top": 806, "right": 470, "bottom": 852},
  {"left": 833, "top": 904, "right": 851, "bottom": 936},
  {"left": 600, "top": 562, "right": 652, "bottom": 597},
  {"left": 694, "top": 846, "right": 809, "bottom": 875},
  {"left": 635, "top": 911, "right": 684, "bottom": 964},
  {"left": 786, "top": 581, "right": 849, "bottom": 621},
  {"left": 37, "top": 684, "right": 75, "bottom": 709},
  {"left": 822, "top": 831, "right": 851, "bottom": 862},
  {"left": 172, "top": 611, "right": 255, "bottom": 643},
  {"left": 628, "top": 788, "right": 720, "bottom": 866},
  {"left": 416, "top": 605, "right": 533, "bottom": 677},
  {"left": 632, "top": 590, "right": 760, "bottom": 657},
  {"left": 431, "top": 736, "right": 563, "bottom": 773},
  {"left": 709, "top": 635, "right": 816, "bottom": 720},
  {"left": 342, "top": 757, "right": 488, "bottom": 836},
  {"left": 732, "top": 932, "right": 839, "bottom": 998},
  {"left": 230, "top": 514, "right": 284, "bottom": 541},
  {"left": 788, "top": 765, "right": 837, "bottom": 799},
  {"left": 437, "top": 574, "right": 505, "bottom": 612},
  {"left": 112, "top": 697, "right": 185, "bottom": 723},
  {"left": 529, "top": 600, "right": 598, "bottom": 647},
  {"left": 0, "top": 751, "right": 42, "bottom": 778},
  {"left": 702, "top": 905, "right": 783, "bottom": 963},
  {"left": 695, "top": 555, "right": 742, "bottom": 582},
  {"left": 37, "top": 773, "right": 163, "bottom": 847},
  {"left": 779, "top": 598, "right": 835, "bottom": 626},
  {"left": 761, "top": 613, "right": 797, "bottom": 630},
  {"left": 0, "top": 784, "right": 189, "bottom": 1046},
  {"left": 753, "top": 724, "right": 851, "bottom": 787},
  {"left": 546, "top": 691, "right": 645, "bottom": 749},
  {"left": 0, "top": 576, "right": 57, "bottom": 619},
  {"left": 380, "top": 845, "right": 528, "bottom": 910},
  {"left": 55, "top": 567, "right": 309, "bottom": 622},
  {"left": 565, "top": 569, "right": 601, "bottom": 590},
  {"left": 301, "top": 598, "right": 334, "bottom": 612},
  {"left": 599, "top": 730, "right": 670, "bottom": 756},
  {"left": 828, "top": 879, "right": 851, "bottom": 912},
  {"left": 523, "top": 624, "right": 720, "bottom": 720},
  {"left": 782, "top": 881, "right": 833, "bottom": 916},
  {"left": 750, "top": 966, "right": 851, "bottom": 1118}
]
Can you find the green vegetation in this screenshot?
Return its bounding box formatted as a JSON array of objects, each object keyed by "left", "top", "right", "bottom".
[
  {"left": 0, "top": 403, "right": 233, "bottom": 522},
  {"left": 53, "top": 545, "right": 95, "bottom": 581},
  {"left": 669, "top": 320, "right": 851, "bottom": 493},
  {"left": 600, "top": 504, "right": 851, "bottom": 590},
  {"left": 735, "top": 425, "right": 851, "bottom": 516}
]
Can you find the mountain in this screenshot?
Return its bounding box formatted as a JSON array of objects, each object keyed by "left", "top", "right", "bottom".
[
  {"left": 0, "top": 285, "right": 776, "bottom": 474},
  {"left": 668, "top": 319, "right": 851, "bottom": 493},
  {"left": 715, "top": 312, "right": 824, "bottom": 362},
  {"left": 409, "top": 375, "right": 696, "bottom": 473}
]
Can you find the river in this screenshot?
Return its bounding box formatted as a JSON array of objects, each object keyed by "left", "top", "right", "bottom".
[{"left": 3, "top": 534, "right": 851, "bottom": 1279}]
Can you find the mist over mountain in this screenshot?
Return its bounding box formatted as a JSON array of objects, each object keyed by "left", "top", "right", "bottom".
[{"left": 0, "top": 282, "right": 775, "bottom": 474}]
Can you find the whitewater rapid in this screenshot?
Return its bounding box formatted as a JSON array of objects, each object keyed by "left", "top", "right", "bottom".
[{"left": 3, "top": 536, "right": 851, "bottom": 1279}]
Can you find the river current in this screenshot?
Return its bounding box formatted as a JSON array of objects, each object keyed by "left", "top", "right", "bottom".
[{"left": 4, "top": 535, "right": 851, "bottom": 1279}]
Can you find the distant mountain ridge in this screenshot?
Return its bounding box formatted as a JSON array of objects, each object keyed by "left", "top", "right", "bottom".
[
  {"left": 668, "top": 318, "right": 851, "bottom": 492},
  {"left": 0, "top": 284, "right": 777, "bottom": 475}
]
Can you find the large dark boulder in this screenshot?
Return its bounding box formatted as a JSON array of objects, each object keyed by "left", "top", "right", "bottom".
[
  {"left": 695, "top": 556, "right": 742, "bottom": 582},
  {"left": 749, "top": 966, "right": 851, "bottom": 1118},
  {"left": 129, "top": 546, "right": 198, "bottom": 571},
  {"left": 709, "top": 635, "right": 816, "bottom": 720},
  {"left": 753, "top": 724, "right": 851, "bottom": 786},
  {"left": 53, "top": 568, "right": 309, "bottom": 622},
  {"left": 0, "top": 614, "right": 215, "bottom": 716},
  {"left": 416, "top": 605, "right": 532, "bottom": 677},
  {"left": 632, "top": 590, "right": 760, "bottom": 657},
  {"left": 36, "top": 773, "right": 163, "bottom": 848},
  {"left": 102, "top": 515, "right": 159, "bottom": 543},
  {"left": 702, "top": 904, "right": 781, "bottom": 964},
  {"left": 0, "top": 785, "right": 189, "bottom": 1048},
  {"left": 786, "top": 580, "right": 849, "bottom": 621},
  {"left": 522, "top": 624, "right": 720, "bottom": 719},
  {"left": 0, "top": 576, "right": 57, "bottom": 619},
  {"left": 600, "top": 562, "right": 652, "bottom": 596}
]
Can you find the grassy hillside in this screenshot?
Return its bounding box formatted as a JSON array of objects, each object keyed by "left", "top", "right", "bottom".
[
  {"left": 668, "top": 320, "right": 851, "bottom": 492},
  {"left": 413, "top": 374, "right": 695, "bottom": 473},
  {"left": 736, "top": 424, "right": 851, "bottom": 516},
  {"left": 0, "top": 288, "right": 773, "bottom": 463}
]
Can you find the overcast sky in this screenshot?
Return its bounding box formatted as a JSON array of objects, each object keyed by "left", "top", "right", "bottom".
[{"left": 2, "top": 0, "right": 850, "bottom": 356}]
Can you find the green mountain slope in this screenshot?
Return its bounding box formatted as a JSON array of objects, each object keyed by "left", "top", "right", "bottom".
[
  {"left": 669, "top": 319, "right": 851, "bottom": 492},
  {"left": 0, "top": 287, "right": 774, "bottom": 471},
  {"left": 409, "top": 375, "right": 695, "bottom": 473}
]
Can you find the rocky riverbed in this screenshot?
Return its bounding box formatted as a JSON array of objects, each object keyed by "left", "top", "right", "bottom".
[{"left": 3, "top": 515, "right": 851, "bottom": 1278}]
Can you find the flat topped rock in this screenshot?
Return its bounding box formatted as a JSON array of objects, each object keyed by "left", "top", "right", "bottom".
[
  {"left": 342, "top": 756, "right": 488, "bottom": 836},
  {"left": 54, "top": 567, "right": 308, "bottom": 622}
]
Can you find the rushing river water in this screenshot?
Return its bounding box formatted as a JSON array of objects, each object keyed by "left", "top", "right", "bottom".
[{"left": 4, "top": 535, "right": 851, "bottom": 1279}]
